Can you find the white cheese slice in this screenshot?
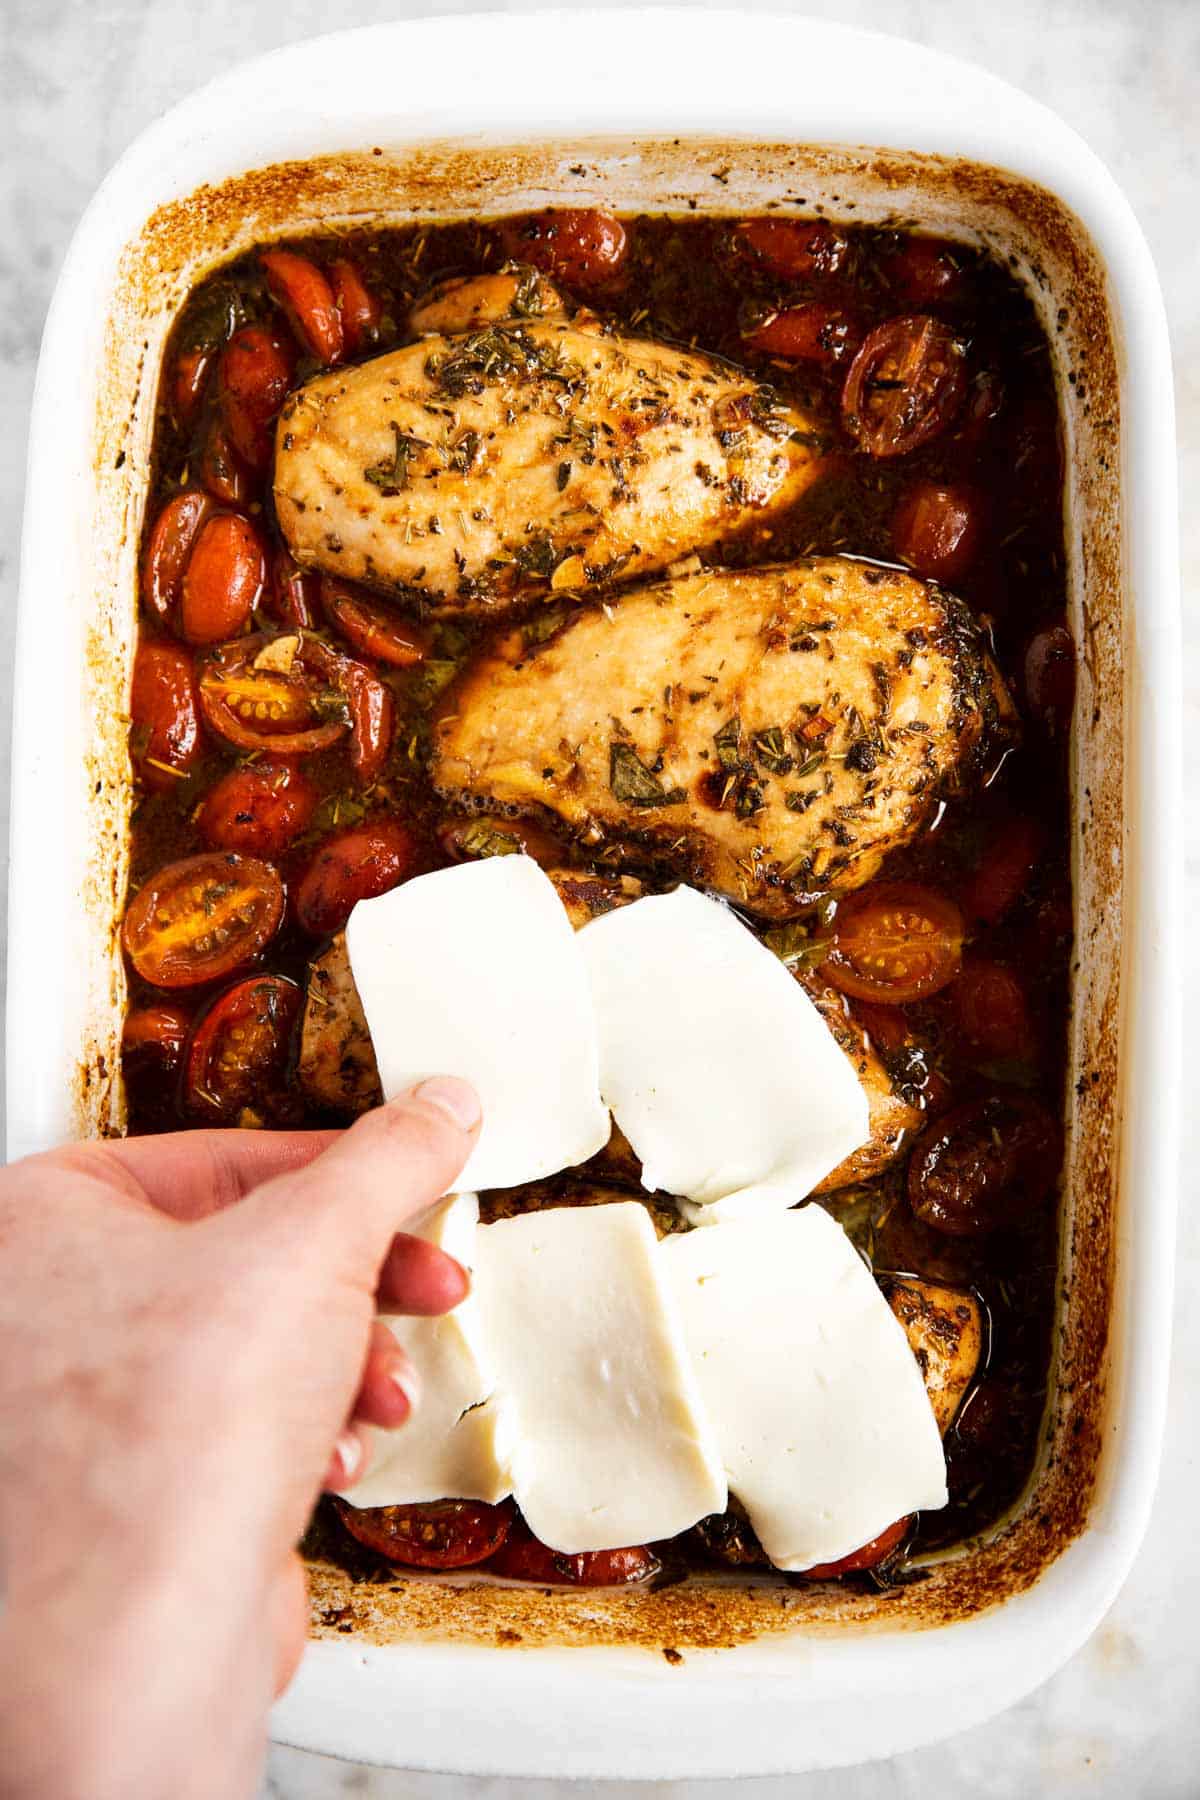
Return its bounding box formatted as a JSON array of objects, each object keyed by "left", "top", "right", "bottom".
[
  {"left": 664, "top": 1204, "right": 947, "bottom": 1570},
  {"left": 578, "top": 884, "right": 870, "bottom": 1216},
  {"left": 336, "top": 1193, "right": 512, "bottom": 1507},
  {"left": 474, "top": 1202, "right": 727, "bottom": 1552},
  {"left": 345, "top": 856, "right": 610, "bottom": 1192}
]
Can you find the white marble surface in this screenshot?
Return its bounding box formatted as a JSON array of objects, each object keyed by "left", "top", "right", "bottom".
[{"left": 4, "top": 0, "right": 1197, "bottom": 1793}]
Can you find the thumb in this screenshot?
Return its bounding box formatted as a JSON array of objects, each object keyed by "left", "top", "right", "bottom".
[{"left": 228, "top": 1077, "right": 481, "bottom": 1287}]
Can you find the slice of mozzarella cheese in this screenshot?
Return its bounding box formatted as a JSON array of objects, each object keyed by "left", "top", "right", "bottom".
[
  {"left": 474, "top": 1201, "right": 727, "bottom": 1552},
  {"left": 578, "top": 884, "right": 870, "bottom": 1216},
  {"left": 664, "top": 1203, "right": 947, "bottom": 1570},
  {"left": 346, "top": 856, "right": 610, "bottom": 1192},
  {"left": 335, "top": 1193, "right": 512, "bottom": 1507}
]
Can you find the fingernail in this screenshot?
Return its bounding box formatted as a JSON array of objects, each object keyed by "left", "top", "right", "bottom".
[
  {"left": 412, "top": 1077, "right": 482, "bottom": 1132},
  {"left": 333, "top": 1430, "right": 362, "bottom": 1486},
  {"left": 388, "top": 1362, "right": 421, "bottom": 1420}
]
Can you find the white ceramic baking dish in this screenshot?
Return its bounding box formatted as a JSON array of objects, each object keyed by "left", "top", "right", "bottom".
[{"left": 9, "top": 10, "right": 1180, "bottom": 1777}]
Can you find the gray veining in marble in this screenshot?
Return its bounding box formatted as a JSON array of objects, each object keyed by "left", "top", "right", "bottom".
[{"left": 3, "top": 0, "right": 1197, "bottom": 1794}]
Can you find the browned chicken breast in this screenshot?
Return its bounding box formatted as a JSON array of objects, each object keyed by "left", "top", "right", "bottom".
[
  {"left": 804, "top": 977, "right": 923, "bottom": 1193},
  {"left": 884, "top": 1278, "right": 984, "bottom": 1434},
  {"left": 433, "top": 557, "right": 1017, "bottom": 915},
  {"left": 297, "top": 933, "right": 382, "bottom": 1115},
  {"left": 409, "top": 266, "right": 566, "bottom": 336},
  {"left": 273, "top": 320, "right": 826, "bottom": 615}
]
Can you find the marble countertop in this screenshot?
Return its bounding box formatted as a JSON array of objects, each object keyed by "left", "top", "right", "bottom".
[{"left": 4, "top": 0, "right": 1197, "bottom": 1793}]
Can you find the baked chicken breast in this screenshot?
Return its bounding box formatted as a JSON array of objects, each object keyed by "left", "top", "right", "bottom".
[
  {"left": 433, "top": 557, "right": 1017, "bottom": 914},
  {"left": 273, "top": 310, "right": 826, "bottom": 615}
]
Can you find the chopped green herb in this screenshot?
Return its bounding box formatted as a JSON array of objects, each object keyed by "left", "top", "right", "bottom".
[{"left": 609, "top": 742, "right": 686, "bottom": 807}]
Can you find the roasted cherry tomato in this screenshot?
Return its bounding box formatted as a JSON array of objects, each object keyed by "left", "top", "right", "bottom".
[
  {"left": 294, "top": 819, "right": 415, "bottom": 937},
  {"left": 796, "top": 1516, "right": 911, "bottom": 1579},
  {"left": 141, "top": 490, "right": 214, "bottom": 623},
  {"left": 852, "top": 999, "right": 914, "bottom": 1056},
  {"left": 891, "top": 481, "right": 982, "bottom": 584},
  {"left": 1024, "top": 622, "right": 1076, "bottom": 736},
  {"left": 743, "top": 303, "right": 859, "bottom": 365},
  {"left": 180, "top": 512, "right": 268, "bottom": 646},
  {"left": 907, "top": 1092, "right": 1061, "bottom": 1236},
  {"left": 880, "top": 236, "right": 964, "bottom": 304},
  {"left": 129, "top": 641, "right": 203, "bottom": 791},
  {"left": 217, "top": 325, "right": 295, "bottom": 472},
  {"left": 340, "top": 653, "right": 394, "bottom": 786},
  {"left": 197, "top": 762, "right": 317, "bottom": 860},
  {"left": 322, "top": 578, "right": 429, "bottom": 668},
  {"left": 841, "top": 314, "right": 967, "bottom": 457},
  {"left": 123, "top": 851, "right": 284, "bottom": 989},
  {"left": 198, "top": 633, "right": 353, "bottom": 757},
  {"left": 261, "top": 248, "right": 345, "bottom": 365},
  {"left": 172, "top": 345, "right": 213, "bottom": 426},
  {"left": 498, "top": 209, "right": 627, "bottom": 290},
  {"left": 328, "top": 258, "right": 383, "bottom": 356},
  {"left": 266, "top": 546, "right": 320, "bottom": 629},
  {"left": 485, "top": 1521, "right": 659, "bottom": 1587},
  {"left": 736, "top": 217, "right": 848, "bottom": 279},
  {"left": 183, "top": 974, "right": 302, "bottom": 1123},
  {"left": 821, "top": 882, "right": 964, "bottom": 1004},
  {"left": 951, "top": 957, "right": 1037, "bottom": 1063},
  {"left": 122, "top": 1002, "right": 191, "bottom": 1123},
  {"left": 334, "top": 1497, "right": 514, "bottom": 1570},
  {"left": 957, "top": 368, "right": 1005, "bottom": 449},
  {"left": 197, "top": 414, "right": 254, "bottom": 506},
  {"left": 962, "top": 815, "right": 1045, "bottom": 925}
]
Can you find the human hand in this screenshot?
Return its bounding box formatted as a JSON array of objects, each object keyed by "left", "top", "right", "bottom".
[{"left": 0, "top": 1078, "right": 480, "bottom": 1800}]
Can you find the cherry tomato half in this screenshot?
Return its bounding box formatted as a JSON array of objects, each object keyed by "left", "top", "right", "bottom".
[
  {"left": 821, "top": 882, "right": 964, "bottom": 1004},
  {"left": 172, "top": 345, "right": 213, "bottom": 427},
  {"left": 180, "top": 512, "right": 268, "bottom": 646},
  {"left": 183, "top": 975, "right": 302, "bottom": 1123},
  {"left": 485, "top": 1521, "right": 659, "bottom": 1587},
  {"left": 962, "top": 815, "right": 1045, "bottom": 925},
  {"left": 122, "top": 1001, "right": 192, "bottom": 1127},
  {"left": 796, "top": 1516, "right": 911, "bottom": 1580},
  {"left": 197, "top": 414, "right": 255, "bottom": 506},
  {"left": 907, "top": 1092, "right": 1061, "bottom": 1236},
  {"left": 266, "top": 546, "right": 320, "bottom": 629},
  {"left": 334, "top": 1497, "right": 514, "bottom": 1570},
  {"left": 743, "top": 303, "right": 859, "bottom": 365},
  {"left": 141, "top": 490, "right": 214, "bottom": 623},
  {"left": 891, "top": 481, "right": 982, "bottom": 585},
  {"left": 198, "top": 762, "right": 317, "bottom": 860},
  {"left": 1024, "top": 622, "right": 1076, "bottom": 736},
  {"left": 130, "top": 641, "right": 203, "bottom": 791},
  {"left": 123, "top": 852, "right": 284, "bottom": 989},
  {"left": 951, "top": 958, "right": 1037, "bottom": 1064},
  {"left": 736, "top": 217, "right": 848, "bottom": 280},
  {"left": 880, "top": 237, "right": 964, "bottom": 305},
  {"left": 217, "top": 325, "right": 295, "bottom": 472},
  {"left": 261, "top": 248, "right": 345, "bottom": 365},
  {"left": 328, "top": 258, "right": 383, "bottom": 356},
  {"left": 498, "top": 209, "right": 627, "bottom": 290},
  {"left": 340, "top": 653, "right": 394, "bottom": 787},
  {"left": 322, "top": 578, "right": 429, "bottom": 668},
  {"left": 841, "top": 314, "right": 967, "bottom": 457},
  {"left": 197, "top": 633, "right": 352, "bottom": 757},
  {"left": 294, "top": 819, "right": 416, "bottom": 938}
]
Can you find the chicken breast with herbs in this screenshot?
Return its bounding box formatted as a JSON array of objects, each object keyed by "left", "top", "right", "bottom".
[
  {"left": 273, "top": 313, "right": 827, "bottom": 614},
  {"left": 432, "top": 557, "right": 1017, "bottom": 916}
]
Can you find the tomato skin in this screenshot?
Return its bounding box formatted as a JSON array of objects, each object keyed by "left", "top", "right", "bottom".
[
  {"left": 217, "top": 325, "right": 295, "bottom": 472},
  {"left": 907, "top": 1093, "right": 1061, "bottom": 1236},
  {"left": 334, "top": 1498, "right": 514, "bottom": 1570},
  {"left": 881, "top": 237, "right": 963, "bottom": 305},
  {"left": 340, "top": 655, "right": 395, "bottom": 786},
  {"left": 267, "top": 546, "right": 320, "bottom": 629},
  {"left": 261, "top": 248, "right": 345, "bottom": 365},
  {"left": 180, "top": 512, "right": 268, "bottom": 646},
  {"left": 172, "top": 346, "right": 213, "bottom": 425},
  {"left": 197, "top": 414, "right": 255, "bottom": 506},
  {"left": 123, "top": 852, "right": 285, "bottom": 989},
  {"left": 743, "top": 303, "right": 859, "bottom": 365},
  {"left": 197, "top": 633, "right": 349, "bottom": 756},
  {"left": 294, "top": 819, "right": 416, "bottom": 937},
  {"left": 891, "top": 481, "right": 982, "bottom": 585},
  {"left": 821, "top": 882, "right": 964, "bottom": 1004},
  {"left": 962, "top": 816, "right": 1045, "bottom": 925},
  {"left": 183, "top": 975, "right": 302, "bottom": 1123},
  {"left": 328, "top": 258, "right": 383, "bottom": 355},
  {"left": 122, "top": 1002, "right": 192, "bottom": 1124},
  {"left": 129, "top": 641, "right": 203, "bottom": 790},
  {"left": 796, "top": 1516, "right": 910, "bottom": 1579},
  {"left": 141, "top": 490, "right": 214, "bottom": 623},
  {"left": 197, "top": 762, "right": 317, "bottom": 860},
  {"left": 499, "top": 209, "right": 627, "bottom": 290},
  {"left": 841, "top": 314, "right": 967, "bottom": 457},
  {"left": 736, "top": 217, "right": 848, "bottom": 280},
  {"left": 485, "top": 1521, "right": 659, "bottom": 1587},
  {"left": 951, "top": 957, "right": 1037, "bottom": 1063},
  {"left": 322, "top": 578, "right": 430, "bottom": 668},
  {"left": 1024, "top": 623, "right": 1076, "bottom": 735}
]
